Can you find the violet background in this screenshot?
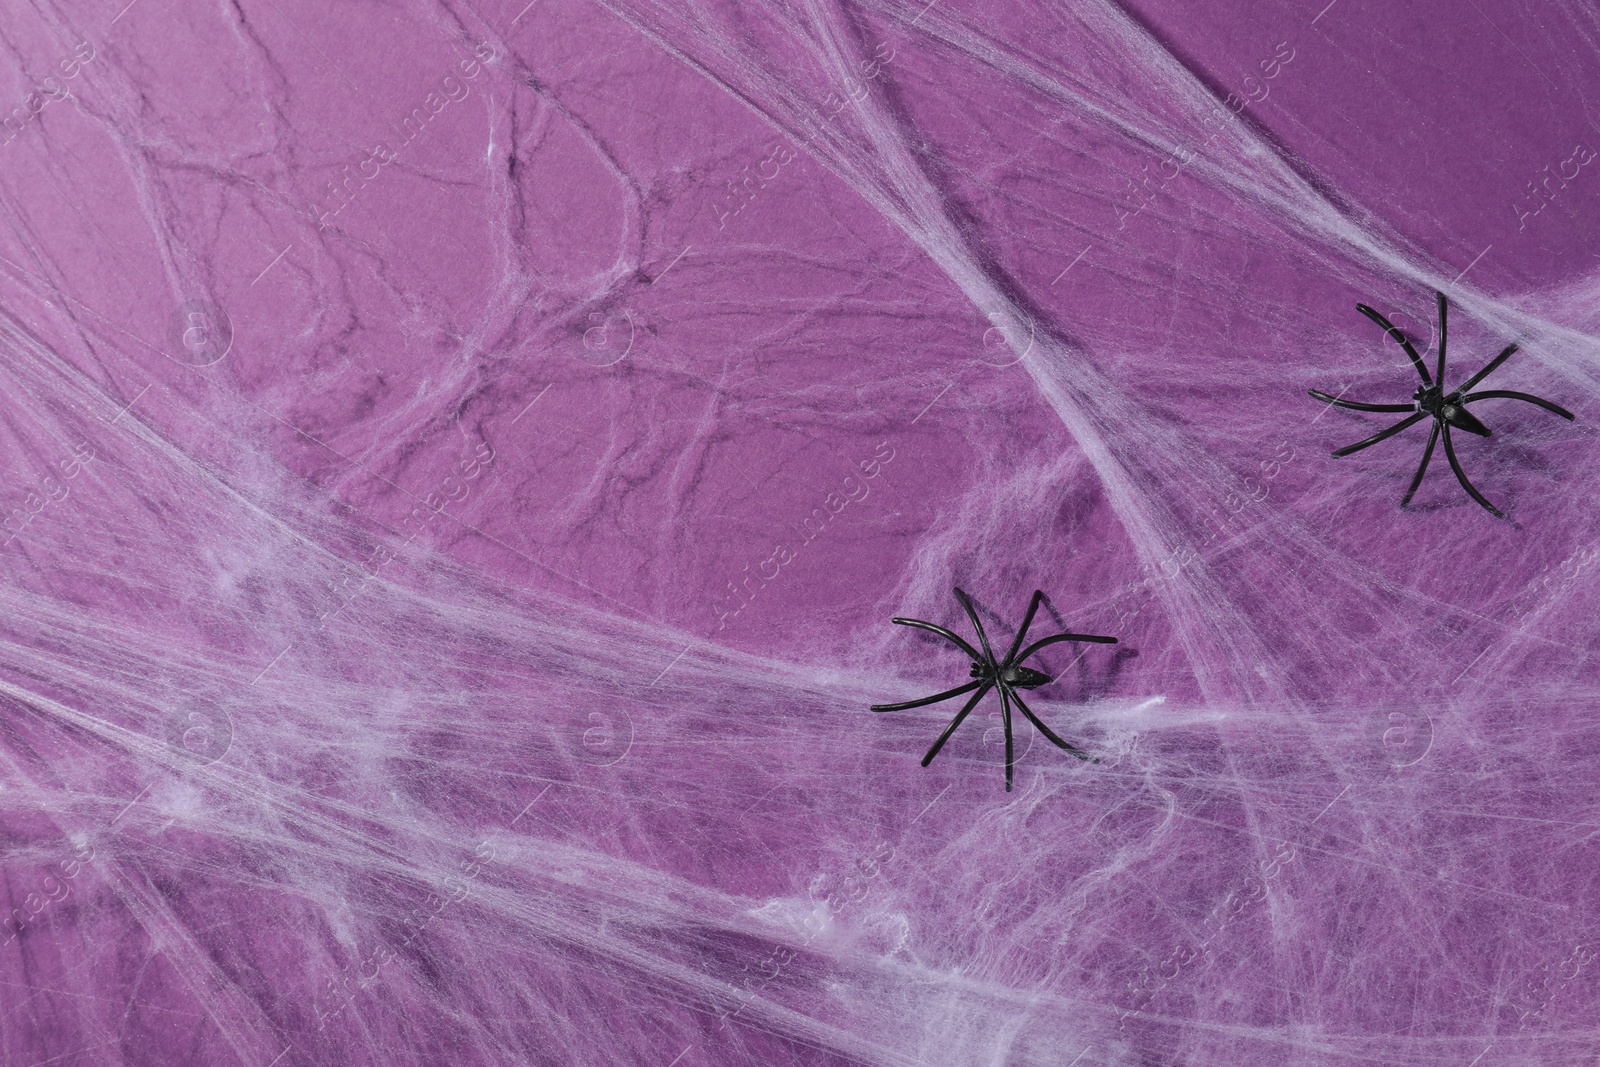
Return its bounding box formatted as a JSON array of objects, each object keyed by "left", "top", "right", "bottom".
[{"left": 1, "top": 0, "right": 1599, "bottom": 1064}]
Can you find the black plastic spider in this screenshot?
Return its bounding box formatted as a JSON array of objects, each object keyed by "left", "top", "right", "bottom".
[
  {"left": 871, "top": 587, "right": 1116, "bottom": 791},
  {"left": 1310, "top": 290, "right": 1574, "bottom": 518}
]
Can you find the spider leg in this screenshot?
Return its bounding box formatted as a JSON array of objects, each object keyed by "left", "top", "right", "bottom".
[
  {"left": 1017, "top": 630, "right": 1117, "bottom": 665},
  {"left": 870, "top": 679, "right": 982, "bottom": 712},
  {"left": 1435, "top": 290, "right": 1448, "bottom": 385},
  {"left": 921, "top": 682, "right": 993, "bottom": 768},
  {"left": 1010, "top": 690, "right": 1096, "bottom": 763},
  {"left": 890, "top": 617, "right": 983, "bottom": 662},
  {"left": 1399, "top": 421, "right": 1439, "bottom": 508},
  {"left": 1457, "top": 343, "right": 1520, "bottom": 394},
  {"left": 1331, "top": 411, "right": 1428, "bottom": 457},
  {"left": 998, "top": 685, "right": 1016, "bottom": 792},
  {"left": 1003, "top": 589, "right": 1046, "bottom": 664},
  {"left": 1308, "top": 390, "right": 1414, "bottom": 413},
  {"left": 1357, "top": 303, "right": 1432, "bottom": 386},
  {"left": 1462, "top": 390, "right": 1575, "bottom": 421},
  {"left": 951, "top": 587, "right": 999, "bottom": 665},
  {"left": 1440, "top": 422, "right": 1506, "bottom": 519}
]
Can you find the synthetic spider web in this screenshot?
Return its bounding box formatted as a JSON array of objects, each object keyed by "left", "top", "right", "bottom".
[{"left": 0, "top": 0, "right": 1597, "bottom": 1065}]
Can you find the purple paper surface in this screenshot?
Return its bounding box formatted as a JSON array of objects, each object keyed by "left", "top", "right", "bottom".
[{"left": 2, "top": 0, "right": 1599, "bottom": 1064}]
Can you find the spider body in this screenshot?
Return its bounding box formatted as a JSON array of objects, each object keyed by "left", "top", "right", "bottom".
[
  {"left": 1411, "top": 382, "right": 1489, "bottom": 437},
  {"left": 1310, "top": 290, "right": 1574, "bottom": 518},
  {"left": 872, "top": 587, "right": 1116, "bottom": 791},
  {"left": 979, "top": 662, "right": 1051, "bottom": 689}
]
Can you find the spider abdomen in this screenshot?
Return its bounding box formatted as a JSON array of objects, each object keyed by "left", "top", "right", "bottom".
[
  {"left": 1443, "top": 403, "right": 1491, "bottom": 437},
  {"left": 1005, "top": 665, "right": 1052, "bottom": 689}
]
